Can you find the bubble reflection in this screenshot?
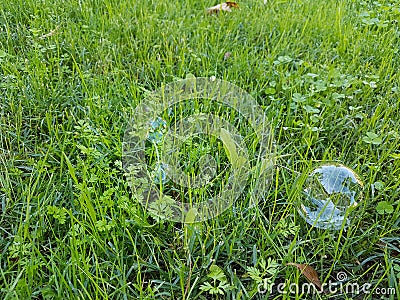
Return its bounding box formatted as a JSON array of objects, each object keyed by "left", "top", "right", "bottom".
[{"left": 298, "top": 164, "right": 364, "bottom": 230}]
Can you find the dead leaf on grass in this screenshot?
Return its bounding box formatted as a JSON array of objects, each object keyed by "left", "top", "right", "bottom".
[
  {"left": 286, "top": 263, "right": 323, "bottom": 291},
  {"left": 207, "top": 2, "right": 239, "bottom": 15},
  {"left": 38, "top": 25, "right": 60, "bottom": 39}
]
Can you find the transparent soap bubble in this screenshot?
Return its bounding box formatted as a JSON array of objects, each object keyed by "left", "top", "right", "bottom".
[
  {"left": 298, "top": 164, "right": 364, "bottom": 230},
  {"left": 123, "top": 77, "right": 274, "bottom": 223},
  {"left": 152, "top": 162, "right": 169, "bottom": 185},
  {"left": 147, "top": 117, "right": 167, "bottom": 144}
]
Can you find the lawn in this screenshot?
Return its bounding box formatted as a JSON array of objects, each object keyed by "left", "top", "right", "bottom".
[{"left": 0, "top": 0, "right": 399, "bottom": 299}]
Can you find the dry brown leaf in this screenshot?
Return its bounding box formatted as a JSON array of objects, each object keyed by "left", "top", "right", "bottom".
[
  {"left": 286, "top": 263, "right": 323, "bottom": 291},
  {"left": 207, "top": 2, "right": 239, "bottom": 14},
  {"left": 38, "top": 26, "right": 60, "bottom": 40},
  {"left": 224, "top": 52, "right": 231, "bottom": 60}
]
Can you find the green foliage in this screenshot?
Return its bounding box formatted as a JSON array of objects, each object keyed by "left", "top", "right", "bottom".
[
  {"left": 200, "top": 265, "right": 232, "bottom": 296},
  {"left": 376, "top": 201, "right": 394, "bottom": 215},
  {"left": 0, "top": 0, "right": 399, "bottom": 298},
  {"left": 246, "top": 257, "right": 280, "bottom": 287},
  {"left": 363, "top": 132, "right": 383, "bottom": 145},
  {"left": 276, "top": 219, "right": 299, "bottom": 238},
  {"left": 46, "top": 205, "right": 68, "bottom": 224}
]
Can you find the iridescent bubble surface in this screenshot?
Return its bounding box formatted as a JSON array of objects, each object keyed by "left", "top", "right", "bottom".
[
  {"left": 147, "top": 117, "right": 167, "bottom": 144},
  {"left": 152, "top": 162, "right": 169, "bottom": 184},
  {"left": 298, "top": 164, "right": 364, "bottom": 230}
]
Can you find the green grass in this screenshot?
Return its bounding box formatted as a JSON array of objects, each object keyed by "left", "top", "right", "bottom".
[{"left": 1, "top": 0, "right": 400, "bottom": 299}]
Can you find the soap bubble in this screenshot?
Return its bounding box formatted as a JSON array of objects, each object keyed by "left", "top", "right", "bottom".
[
  {"left": 152, "top": 162, "right": 169, "bottom": 185},
  {"left": 147, "top": 117, "right": 167, "bottom": 144},
  {"left": 298, "top": 164, "right": 364, "bottom": 230},
  {"left": 123, "top": 77, "right": 274, "bottom": 223}
]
